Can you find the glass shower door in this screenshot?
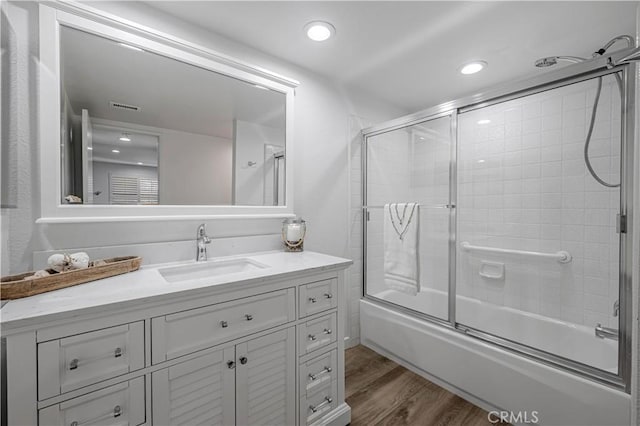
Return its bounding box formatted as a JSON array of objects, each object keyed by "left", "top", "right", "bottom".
[
  {"left": 364, "top": 114, "right": 453, "bottom": 321},
  {"left": 455, "top": 72, "right": 623, "bottom": 373}
]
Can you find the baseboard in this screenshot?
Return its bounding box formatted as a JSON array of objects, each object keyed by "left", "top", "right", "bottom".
[{"left": 344, "top": 336, "right": 360, "bottom": 349}]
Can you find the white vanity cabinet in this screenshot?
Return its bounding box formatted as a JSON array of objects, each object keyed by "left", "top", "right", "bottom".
[
  {"left": 2, "top": 253, "right": 352, "bottom": 426},
  {"left": 152, "top": 327, "right": 296, "bottom": 426}
]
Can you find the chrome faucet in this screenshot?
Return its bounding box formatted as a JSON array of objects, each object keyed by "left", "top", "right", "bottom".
[
  {"left": 196, "top": 223, "right": 211, "bottom": 261},
  {"left": 595, "top": 323, "right": 619, "bottom": 341}
]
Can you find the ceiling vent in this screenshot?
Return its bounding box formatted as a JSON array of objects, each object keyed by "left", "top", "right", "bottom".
[{"left": 109, "top": 101, "right": 141, "bottom": 112}]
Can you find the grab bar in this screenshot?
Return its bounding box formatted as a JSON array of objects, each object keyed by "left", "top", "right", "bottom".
[
  {"left": 460, "top": 242, "right": 572, "bottom": 264},
  {"left": 595, "top": 324, "right": 619, "bottom": 341}
]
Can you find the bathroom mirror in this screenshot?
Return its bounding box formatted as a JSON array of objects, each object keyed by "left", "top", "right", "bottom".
[
  {"left": 39, "top": 5, "right": 296, "bottom": 221},
  {"left": 61, "top": 25, "right": 285, "bottom": 207}
]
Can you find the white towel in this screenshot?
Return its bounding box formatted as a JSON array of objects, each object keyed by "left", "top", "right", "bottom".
[{"left": 384, "top": 202, "right": 420, "bottom": 296}]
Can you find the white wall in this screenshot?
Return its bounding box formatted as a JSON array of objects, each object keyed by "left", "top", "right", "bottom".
[
  {"left": 232, "top": 120, "right": 283, "bottom": 205},
  {"left": 1, "top": 1, "right": 404, "bottom": 345},
  {"left": 159, "top": 130, "right": 232, "bottom": 205}
]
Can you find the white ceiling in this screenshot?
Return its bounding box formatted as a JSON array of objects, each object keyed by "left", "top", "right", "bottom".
[
  {"left": 145, "top": 1, "right": 637, "bottom": 112},
  {"left": 61, "top": 26, "right": 286, "bottom": 139}
]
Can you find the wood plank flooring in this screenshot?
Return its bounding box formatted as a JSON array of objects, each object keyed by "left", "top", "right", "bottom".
[{"left": 346, "top": 345, "right": 506, "bottom": 426}]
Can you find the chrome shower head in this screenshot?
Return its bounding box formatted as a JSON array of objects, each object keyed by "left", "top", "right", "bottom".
[
  {"left": 534, "top": 55, "right": 587, "bottom": 68},
  {"left": 535, "top": 57, "right": 557, "bottom": 67}
]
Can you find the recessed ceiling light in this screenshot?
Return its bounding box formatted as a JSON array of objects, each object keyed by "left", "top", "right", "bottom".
[
  {"left": 112, "top": 149, "right": 120, "bottom": 154},
  {"left": 478, "top": 159, "right": 485, "bottom": 163},
  {"left": 137, "top": 162, "right": 143, "bottom": 165},
  {"left": 477, "top": 119, "right": 491, "bottom": 125},
  {"left": 119, "top": 43, "right": 144, "bottom": 52},
  {"left": 460, "top": 61, "right": 487, "bottom": 75},
  {"left": 304, "top": 21, "right": 335, "bottom": 42},
  {"left": 87, "top": 147, "right": 93, "bottom": 150},
  {"left": 119, "top": 133, "right": 131, "bottom": 142}
]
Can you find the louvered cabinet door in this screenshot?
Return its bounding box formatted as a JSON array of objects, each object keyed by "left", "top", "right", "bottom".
[
  {"left": 235, "top": 328, "right": 296, "bottom": 426},
  {"left": 152, "top": 346, "right": 235, "bottom": 426}
]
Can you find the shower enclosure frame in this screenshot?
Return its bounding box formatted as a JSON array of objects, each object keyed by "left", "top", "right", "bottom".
[{"left": 361, "top": 49, "right": 636, "bottom": 392}]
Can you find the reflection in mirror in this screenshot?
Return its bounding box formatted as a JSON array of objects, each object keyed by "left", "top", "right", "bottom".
[{"left": 59, "top": 26, "right": 286, "bottom": 206}]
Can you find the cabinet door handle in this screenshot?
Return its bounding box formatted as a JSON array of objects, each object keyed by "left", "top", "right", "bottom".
[
  {"left": 227, "top": 360, "right": 236, "bottom": 369},
  {"left": 308, "top": 297, "right": 316, "bottom": 303},
  {"left": 114, "top": 348, "right": 122, "bottom": 358},
  {"left": 239, "top": 356, "right": 248, "bottom": 365},
  {"left": 309, "top": 396, "right": 333, "bottom": 413},
  {"left": 323, "top": 328, "right": 332, "bottom": 335},
  {"left": 308, "top": 366, "right": 332, "bottom": 381},
  {"left": 245, "top": 314, "right": 253, "bottom": 321},
  {"left": 220, "top": 320, "right": 228, "bottom": 328},
  {"left": 308, "top": 334, "right": 317, "bottom": 341},
  {"left": 69, "top": 359, "right": 79, "bottom": 370},
  {"left": 113, "top": 405, "right": 122, "bottom": 418},
  {"left": 324, "top": 293, "right": 333, "bottom": 299}
]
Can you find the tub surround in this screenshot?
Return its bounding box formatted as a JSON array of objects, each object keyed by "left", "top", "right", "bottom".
[{"left": 2, "top": 250, "right": 352, "bottom": 426}]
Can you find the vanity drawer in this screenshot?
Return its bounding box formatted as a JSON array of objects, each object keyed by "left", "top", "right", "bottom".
[
  {"left": 300, "top": 349, "right": 337, "bottom": 396},
  {"left": 299, "top": 278, "right": 338, "bottom": 318},
  {"left": 38, "top": 322, "right": 145, "bottom": 400},
  {"left": 38, "top": 377, "right": 145, "bottom": 426},
  {"left": 298, "top": 313, "right": 337, "bottom": 356},
  {"left": 300, "top": 379, "right": 338, "bottom": 426},
  {"left": 152, "top": 288, "right": 296, "bottom": 363}
]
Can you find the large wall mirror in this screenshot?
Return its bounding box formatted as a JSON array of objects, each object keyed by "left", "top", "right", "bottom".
[{"left": 39, "top": 4, "right": 297, "bottom": 222}]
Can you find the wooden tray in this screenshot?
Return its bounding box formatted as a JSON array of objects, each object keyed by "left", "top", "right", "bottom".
[{"left": 1, "top": 256, "right": 142, "bottom": 300}]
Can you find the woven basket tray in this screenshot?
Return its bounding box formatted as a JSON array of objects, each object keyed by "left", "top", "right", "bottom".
[{"left": 0, "top": 256, "right": 142, "bottom": 300}]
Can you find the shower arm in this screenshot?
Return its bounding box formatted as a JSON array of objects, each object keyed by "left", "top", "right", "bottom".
[{"left": 593, "top": 35, "right": 635, "bottom": 57}]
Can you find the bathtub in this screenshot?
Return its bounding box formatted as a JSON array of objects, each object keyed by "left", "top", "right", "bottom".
[
  {"left": 372, "top": 288, "right": 618, "bottom": 372},
  {"left": 360, "top": 293, "right": 631, "bottom": 426}
]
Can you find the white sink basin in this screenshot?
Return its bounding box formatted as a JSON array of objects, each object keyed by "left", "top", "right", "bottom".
[{"left": 159, "top": 258, "right": 269, "bottom": 283}]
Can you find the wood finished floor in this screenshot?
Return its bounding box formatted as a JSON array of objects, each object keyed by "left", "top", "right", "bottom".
[{"left": 346, "top": 345, "right": 507, "bottom": 426}]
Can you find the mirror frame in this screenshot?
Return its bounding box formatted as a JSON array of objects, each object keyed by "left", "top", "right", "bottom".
[{"left": 38, "top": 2, "right": 298, "bottom": 223}]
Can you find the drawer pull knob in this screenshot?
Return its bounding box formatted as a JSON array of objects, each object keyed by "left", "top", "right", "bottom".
[
  {"left": 324, "top": 293, "right": 333, "bottom": 299},
  {"left": 308, "top": 366, "right": 332, "bottom": 381},
  {"left": 245, "top": 314, "right": 253, "bottom": 321},
  {"left": 227, "top": 360, "right": 236, "bottom": 369},
  {"left": 69, "top": 359, "right": 79, "bottom": 370},
  {"left": 114, "top": 348, "right": 122, "bottom": 358},
  {"left": 308, "top": 334, "right": 317, "bottom": 341},
  {"left": 310, "top": 396, "right": 333, "bottom": 413},
  {"left": 308, "top": 297, "right": 317, "bottom": 303},
  {"left": 113, "top": 405, "right": 122, "bottom": 418},
  {"left": 221, "top": 320, "right": 229, "bottom": 328},
  {"left": 323, "top": 328, "right": 332, "bottom": 335},
  {"left": 239, "top": 356, "right": 248, "bottom": 365}
]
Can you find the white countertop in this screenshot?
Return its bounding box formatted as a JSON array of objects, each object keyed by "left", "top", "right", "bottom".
[{"left": 0, "top": 251, "right": 352, "bottom": 332}]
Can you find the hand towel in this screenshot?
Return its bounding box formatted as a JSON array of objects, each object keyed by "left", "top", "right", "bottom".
[{"left": 384, "top": 202, "right": 420, "bottom": 296}]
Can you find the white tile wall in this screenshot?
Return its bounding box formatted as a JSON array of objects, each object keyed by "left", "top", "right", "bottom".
[{"left": 457, "top": 73, "right": 622, "bottom": 329}]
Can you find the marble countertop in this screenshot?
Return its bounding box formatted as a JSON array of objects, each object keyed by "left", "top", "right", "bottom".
[{"left": 0, "top": 251, "right": 352, "bottom": 332}]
